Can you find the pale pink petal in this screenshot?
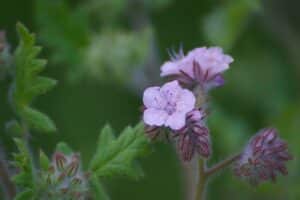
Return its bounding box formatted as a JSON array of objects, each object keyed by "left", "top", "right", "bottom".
[
  {"left": 160, "top": 80, "right": 181, "bottom": 103},
  {"left": 160, "top": 61, "right": 180, "bottom": 76},
  {"left": 176, "top": 89, "right": 196, "bottom": 113},
  {"left": 143, "top": 86, "right": 166, "bottom": 109},
  {"left": 165, "top": 113, "right": 186, "bottom": 130},
  {"left": 143, "top": 108, "right": 168, "bottom": 126}
]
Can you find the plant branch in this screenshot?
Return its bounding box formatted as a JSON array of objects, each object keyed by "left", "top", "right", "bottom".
[{"left": 205, "top": 154, "right": 240, "bottom": 177}]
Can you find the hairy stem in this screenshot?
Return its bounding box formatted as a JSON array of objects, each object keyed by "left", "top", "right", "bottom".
[
  {"left": 195, "top": 159, "right": 207, "bottom": 200},
  {"left": 206, "top": 154, "right": 240, "bottom": 177}
]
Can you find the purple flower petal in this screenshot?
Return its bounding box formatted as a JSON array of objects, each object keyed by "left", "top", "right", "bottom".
[
  {"left": 143, "top": 86, "right": 166, "bottom": 109},
  {"left": 165, "top": 112, "right": 186, "bottom": 130},
  {"left": 143, "top": 108, "right": 168, "bottom": 126}
]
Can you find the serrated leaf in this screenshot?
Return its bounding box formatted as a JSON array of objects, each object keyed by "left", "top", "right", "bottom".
[
  {"left": 11, "top": 23, "right": 56, "bottom": 133},
  {"left": 55, "top": 142, "right": 73, "bottom": 155},
  {"left": 96, "top": 124, "right": 115, "bottom": 153},
  {"left": 26, "top": 77, "right": 57, "bottom": 100},
  {"left": 20, "top": 106, "right": 56, "bottom": 133},
  {"left": 89, "top": 122, "right": 150, "bottom": 180},
  {"left": 12, "top": 138, "right": 35, "bottom": 189}
]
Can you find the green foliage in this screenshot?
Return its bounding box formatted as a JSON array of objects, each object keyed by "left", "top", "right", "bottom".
[
  {"left": 203, "top": 0, "right": 261, "bottom": 50},
  {"left": 143, "top": 0, "right": 173, "bottom": 10},
  {"left": 89, "top": 123, "right": 150, "bottom": 180},
  {"left": 12, "top": 138, "right": 35, "bottom": 200},
  {"left": 39, "top": 150, "right": 50, "bottom": 171},
  {"left": 36, "top": 0, "right": 89, "bottom": 66},
  {"left": 55, "top": 141, "right": 73, "bottom": 155},
  {"left": 35, "top": 0, "right": 151, "bottom": 83},
  {"left": 83, "top": 29, "right": 151, "bottom": 82},
  {"left": 12, "top": 23, "right": 56, "bottom": 133}
]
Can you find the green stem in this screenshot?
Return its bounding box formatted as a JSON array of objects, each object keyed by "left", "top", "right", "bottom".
[
  {"left": 194, "top": 154, "right": 240, "bottom": 200},
  {"left": 206, "top": 154, "right": 240, "bottom": 177},
  {"left": 195, "top": 159, "right": 207, "bottom": 200}
]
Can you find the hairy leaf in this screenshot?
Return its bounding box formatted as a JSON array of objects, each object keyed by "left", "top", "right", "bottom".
[
  {"left": 55, "top": 142, "right": 73, "bottom": 155},
  {"left": 11, "top": 23, "right": 56, "bottom": 133},
  {"left": 89, "top": 123, "right": 150, "bottom": 179},
  {"left": 12, "top": 138, "right": 35, "bottom": 199}
]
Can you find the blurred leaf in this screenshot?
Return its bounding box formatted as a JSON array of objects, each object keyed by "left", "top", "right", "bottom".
[
  {"left": 39, "top": 150, "right": 50, "bottom": 171},
  {"left": 55, "top": 142, "right": 73, "bottom": 155},
  {"left": 84, "top": 0, "right": 126, "bottom": 24},
  {"left": 12, "top": 23, "right": 56, "bottom": 133},
  {"left": 20, "top": 106, "right": 56, "bottom": 133},
  {"left": 82, "top": 28, "right": 151, "bottom": 82},
  {"left": 143, "top": 0, "right": 173, "bottom": 11},
  {"left": 89, "top": 122, "right": 150, "bottom": 180},
  {"left": 14, "top": 189, "right": 34, "bottom": 200},
  {"left": 12, "top": 138, "right": 35, "bottom": 198},
  {"left": 203, "top": 0, "right": 261, "bottom": 50},
  {"left": 36, "top": 0, "right": 89, "bottom": 66}
]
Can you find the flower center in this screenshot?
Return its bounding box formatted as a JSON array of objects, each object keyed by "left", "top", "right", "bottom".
[{"left": 164, "top": 103, "right": 176, "bottom": 115}]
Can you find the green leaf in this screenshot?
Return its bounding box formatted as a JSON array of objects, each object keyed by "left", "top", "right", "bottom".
[
  {"left": 55, "top": 142, "right": 73, "bottom": 155},
  {"left": 89, "top": 122, "right": 150, "bottom": 180},
  {"left": 14, "top": 189, "right": 34, "bottom": 200},
  {"left": 39, "top": 150, "right": 50, "bottom": 171},
  {"left": 11, "top": 23, "right": 57, "bottom": 133},
  {"left": 12, "top": 138, "right": 35, "bottom": 189},
  {"left": 26, "top": 77, "right": 57, "bottom": 100},
  {"left": 20, "top": 106, "right": 56, "bottom": 133}
]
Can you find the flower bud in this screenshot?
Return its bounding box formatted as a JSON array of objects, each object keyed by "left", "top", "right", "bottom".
[
  {"left": 40, "top": 152, "right": 89, "bottom": 199},
  {"left": 177, "top": 109, "right": 211, "bottom": 161},
  {"left": 234, "top": 128, "right": 292, "bottom": 185}
]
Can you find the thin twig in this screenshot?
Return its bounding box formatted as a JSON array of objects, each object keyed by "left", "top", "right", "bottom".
[{"left": 205, "top": 154, "right": 240, "bottom": 177}]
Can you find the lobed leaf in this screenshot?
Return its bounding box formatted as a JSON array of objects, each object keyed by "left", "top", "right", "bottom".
[
  {"left": 11, "top": 23, "right": 57, "bottom": 133},
  {"left": 89, "top": 122, "right": 150, "bottom": 180}
]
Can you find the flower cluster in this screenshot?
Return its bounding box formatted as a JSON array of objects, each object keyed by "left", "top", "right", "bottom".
[
  {"left": 40, "top": 152, "right": 89, "bottom": 199},
  {"left": 142, "top": 46, "right": 233, "bottom": 161},
  {"left": 234, "top": 128, "right": 293, "bottom": 185}
]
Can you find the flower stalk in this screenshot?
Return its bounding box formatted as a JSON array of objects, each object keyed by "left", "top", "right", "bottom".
[{"left": 195, "top": 159, "right": 207, "bottom": 200}]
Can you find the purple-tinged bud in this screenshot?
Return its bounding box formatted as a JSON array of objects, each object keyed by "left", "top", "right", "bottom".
[
  {"left": 66, "top": 161, "right": 79, "bottom": 177},
  {"left": 176, "top": 109, "right": 211, "bottom": 161},
  {"left": 71, "top": 177, "right": 83, "bottom": 185},
  {"left": 41, "top": 152, "right": 89, "bottom": 199},
  {"left": 54, "top": 152, "right": 67, "bottom": 171},
  {"left": 145, "top": 124, "right": 161, "bottom": 140},
  {"left": 234, "top": 128, "right": 293, "bottom": 185}
]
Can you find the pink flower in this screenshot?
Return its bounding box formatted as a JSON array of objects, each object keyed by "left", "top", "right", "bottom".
[
  {"left": 160, "top": 47, "right": 233, "bottom": 89},
  {"left": 143, "top": 80, "right": 196, "bottom": 130},
  {"left": 234, "top": 128, "right": 292, "bottom": 185}
]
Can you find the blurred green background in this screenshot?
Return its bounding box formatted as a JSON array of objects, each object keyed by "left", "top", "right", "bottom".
[{"left": 0, "top": 0, "right": 299, "bottom": 199}]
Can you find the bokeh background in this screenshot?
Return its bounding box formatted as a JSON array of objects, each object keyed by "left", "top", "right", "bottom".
[{"left": 0, "top": 0, "right": 299, "bottom": 199}]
